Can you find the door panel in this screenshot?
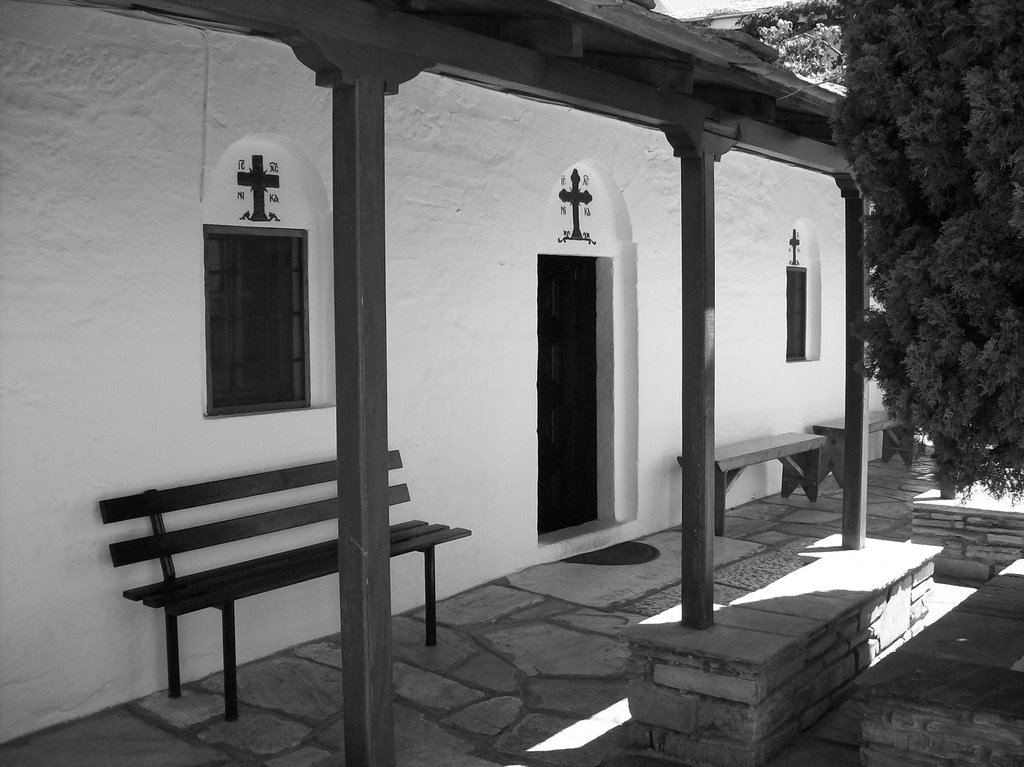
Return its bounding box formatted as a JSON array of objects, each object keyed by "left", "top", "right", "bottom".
[{"left": 537, "top": 255, "right": 597, "bottom": 534}]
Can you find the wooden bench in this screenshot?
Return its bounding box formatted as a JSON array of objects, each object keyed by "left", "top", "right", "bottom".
[
  {"left": 678, "top": 432, "right": 826, "bottom": 536},
  {"left": 100, "top": 449, "right": 470, "bottom": 721},
  {"left": 812, "top": 411, "right": 914, "bottom": 486}
]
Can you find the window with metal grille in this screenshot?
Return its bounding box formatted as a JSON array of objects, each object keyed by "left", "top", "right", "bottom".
[
  {"left": 204, "top": 225, "right": 310, "bottom": 415},
  {"left": 786, "top": 265, "right": 807, "bottom": 361}
]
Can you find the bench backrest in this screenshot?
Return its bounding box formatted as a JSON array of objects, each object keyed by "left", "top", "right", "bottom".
[{"left": 101, "top": 450, "right": 409, "bottom": 571}]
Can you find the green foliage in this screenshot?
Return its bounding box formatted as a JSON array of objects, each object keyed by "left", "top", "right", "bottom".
[
  {"left": 834, "top": 0, "right": 1024, "bottom": 499},
  {"left": 739, "top": 1, "right": 845, "bottom": 84}
]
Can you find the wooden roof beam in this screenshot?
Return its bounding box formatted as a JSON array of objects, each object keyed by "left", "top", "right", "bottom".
[
  {"left": 581, "top": 53, "right": 694, "bottom": 95},
  {"left": 692, "top": 84, "right": 775, "bottom": 124},
  {"left": 414, "top": 16, "right": 584, "bottom": 58}
]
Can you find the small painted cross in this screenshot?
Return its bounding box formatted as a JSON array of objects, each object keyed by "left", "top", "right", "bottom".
[
  {"left": 557, "top": 168, "right": 597, "bottom": 245},
  {"left": 789, "top": 229, "right": 800, "bottom": 265},
  {"left": 238, "top": 155, "right": 280, "bottom": 222}
]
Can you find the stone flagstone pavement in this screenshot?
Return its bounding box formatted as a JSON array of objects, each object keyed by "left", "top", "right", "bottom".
[{"left": 1, "top": 454, "right": 973, "bottom": 767}]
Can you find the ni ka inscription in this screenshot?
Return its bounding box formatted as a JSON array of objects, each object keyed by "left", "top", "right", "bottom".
[
  {"left": 558, "top": 168, "right": 597, "bottom": 245},
  {"left": 237, "top": 155, "right": 280, "bottom": 222}
]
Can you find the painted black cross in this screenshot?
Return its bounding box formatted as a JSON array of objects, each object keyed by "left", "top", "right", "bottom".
[
  {"left": 557, "top": 168, "right": 597, "bottom": 245},
  {"left": 789, "top": 229, "right": 800, "bottom": 265},
  {"left": 238, "top": 155, "right": 280, "bottom": 222}
]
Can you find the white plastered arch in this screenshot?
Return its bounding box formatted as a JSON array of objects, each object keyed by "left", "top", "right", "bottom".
[
  {"left": 792, "top": 217, "right": 822, "bottom": 362},
  {"left": 537, "top": 160, "right": 639, "bottom": 538},
  {"left": 202, "top": 134, "right": 335, "bottom": 408}
]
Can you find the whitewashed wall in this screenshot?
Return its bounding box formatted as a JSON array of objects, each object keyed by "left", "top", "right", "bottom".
[{"left": 0, "top": 1, "right": 874, "bottom": 742}]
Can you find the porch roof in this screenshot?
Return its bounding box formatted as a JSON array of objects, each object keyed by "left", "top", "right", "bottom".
[{"left": 67, "top": 0, "right": 847, "bottom": 173}]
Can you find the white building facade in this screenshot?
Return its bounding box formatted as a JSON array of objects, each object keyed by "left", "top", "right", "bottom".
[{"left": 0, "top": 0, "right": 870, "bottom": 742}]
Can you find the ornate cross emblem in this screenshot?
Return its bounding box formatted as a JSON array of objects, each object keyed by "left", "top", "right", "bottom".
[
  {"left": 557, "top": 169, "right": 597, "bottom": 245},
  {"left": 237, "top": 155, "right": 280, "bottom": 222},
  {"left": 789, "top": 229, "right": 800, "bottom": 265}
]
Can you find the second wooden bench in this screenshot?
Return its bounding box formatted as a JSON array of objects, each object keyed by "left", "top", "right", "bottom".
[
  {"left": 812, "top": 411, "right": 914, "bottom": 487},
  {"left": 100, "top": 449, "right": 471, "bottom": 721},
  {"left": 679, "top": 432, "right": 826, "bottom": 536}
]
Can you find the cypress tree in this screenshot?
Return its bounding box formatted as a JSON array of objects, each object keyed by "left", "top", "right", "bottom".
[{"left": 833, "top": 0, "right": 1024, "bottom": 499}]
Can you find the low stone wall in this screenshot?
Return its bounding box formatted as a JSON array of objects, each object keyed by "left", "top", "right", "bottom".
[
  {"left": 856, "top": 561, "right": 1024, "bottom": 766},
  {"left": 859, "top": 683, "right": 1024, "bottom": 767},
  {"left": 913, "top": 491, "right": 1024, "bottom": 582},
  {"left": 623, "top": 536, "right": 939, "bottom": 767}
]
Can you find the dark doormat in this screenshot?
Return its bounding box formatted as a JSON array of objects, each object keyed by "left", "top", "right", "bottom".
[{"left": 562, "top": 541, "right": 660, "bottom": 566}]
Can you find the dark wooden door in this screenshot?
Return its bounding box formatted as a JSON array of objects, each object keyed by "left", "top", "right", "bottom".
[{"left": 537, "top": 254, "right": 598, "bottom": 534}]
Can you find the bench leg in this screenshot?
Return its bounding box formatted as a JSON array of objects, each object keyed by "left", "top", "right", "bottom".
[
  {"left": 165, "top": 611, "right": 181, "bottom": 699},
  {"left": 804, "top": 448, "right": 821, "bottom": 502},
  {"left": 714, "top": 467, "right": 726, "bottom": 537},
  {"left": 780, "top": 450, "right": 821, "bottom": 502},
  {"left": 828, "top": 435, "right": 846, "bottom": 487},
  {"left": 424, "top": 547, "right": 437, "bottom": 647},
  {"left": 220, "top": 601, "right": 238, "bottom": 721},
  {"left": 882, "top": 426, "right": 915, "bottom": 466}
]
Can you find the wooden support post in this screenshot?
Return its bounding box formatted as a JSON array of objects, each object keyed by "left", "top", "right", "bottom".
[
  {"left": 837, "top": 175, "right": 868, "bottom": 550},
  {"left": 665, "top": 127, "right": 731, "bottom": 630},
  {"left": 333, "top": 76, "right": 395, "bottom": 766}
]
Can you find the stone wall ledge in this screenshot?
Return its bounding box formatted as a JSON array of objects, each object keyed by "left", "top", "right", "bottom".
[
  {"left": 912, "top": 490, "right": 1024, "bottom": 580},
  {"left": 856, "top": 561, "right": 1024, "bottom": 767},
  {"left": 625, "top": 535, "right": 940, "bottom": 766}
]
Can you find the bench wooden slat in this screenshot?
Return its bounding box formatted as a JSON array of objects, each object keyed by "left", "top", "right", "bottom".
[
  {"left": 812, "top": 411, "right": 896, "bottom": 433},
  {"left": 124, "top": 540, "right": 332, "bottom": 605},
  {"left": 131, "top": 523, "right": 472, "bottom": 614},
  {"left": 714, "top": 433, "right": 826, "bottom": 472},
  {"left": 140, "top": 543, "right": 335, "bottom": 609},
  {"left": 110, "top": 482, "right": 412, "bottom": 567},
  {"left": 100, "top": 450, "right": 403, "bottom": 523},
  {"left": 390, "top": 525, "right": 472, "bottom": 557}
]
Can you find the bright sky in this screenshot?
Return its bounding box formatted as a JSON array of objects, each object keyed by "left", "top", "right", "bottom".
[{"left": 653, "top": 0, "right": 799, "bottom": 20}]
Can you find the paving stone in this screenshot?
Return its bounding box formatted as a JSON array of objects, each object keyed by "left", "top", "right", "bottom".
[
  {"left": 429, "top": 584, "right": 544, "bottom": 625},
  {"left": 765, "top": 736, "right": 861, "bottom": 766},
  {"left": 714, "top": 540, "right": 816, "bottom": 592},
  {"left": 714, "top": 604, "right": 824, "bottom": 639},
  {"left": 747, "top": 530, "right": 800, "bottom": 546},
  {"left": 506, "top": 532, "right": 763, "bottom": 608},
  {"left": 627, "top": 619, "right": 794, "bottom": 666},
  {"left": 393, "top": 662, "right": 485, "bottom": 711},
  {"left": 766, "top": 495, "right": 844, "bottom": 513},
  {"left": 503, "top": 597, "right": 578, "bottom": 622},
  {"left": 492, "top": 712, "right": 630, "bottom": 767},
  {"left": 450, "top": 651, "right": 520, "bottom": 693},
  {"left": 730, "top": 504, "right": 792, "bottom": 521},
  {"left": 134, "top": 688, "right": 225, "bottom": 729},
  {"left": 900, "top": 611, "right": 1024, "bottom": 669},
  {"left": 314, "top": 717, "right": 344, "bottom": 751},
  {"left": 199, "top": 707, "right": 310, "bottom": 756},
  {"left": 393, "top": 703, "right": 480, "bottom": 762},
  {"left": 482, "top": 623, "right": 630, "bottom": 677},
  {"left": 528, "top": 677, "right": 630, "bottom": 719},
  {"left": 722, "top": 517, "right": 774, "bottom": 537},
  {"left": 201, "top": 656, "right": 341, "bottom": 721},
  {"left": 550, "top": 608, "right": 643, "bottom": 636},
  {"left": 773, "top": 523, "right": 839, "bottom": 538},
  {"left": 628, "top": 583, "right": 749, "bottom": 618},
  {"left": 265, "top": 746, "right": 339, "bottom": 767},
  {"left": 292, "top": 639, "right": 343, "bottom": 669},
  {"left": 0, "top": 709, "right": 223, "bottom": 767},
  {"left": 782, "top": 508, "right": 842, "bottom": 526},
  {"left": 443, "top": 696, "right": 523, "bottom": 735},
  {"left": 392, "top": 615, "right": 480, "bottom": 672},
  {"left": 398, "top": 746, "right": 501, "bottom": 766}
]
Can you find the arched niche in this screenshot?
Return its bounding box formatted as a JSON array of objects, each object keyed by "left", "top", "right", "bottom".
[
  {"left": 536, "top": 160, "right": 638, "bottom": 539},
  {"left": 202, "top": 135, "right": 335, "bottom": 408},
  {"left": 790, "top": 218, "right": 822, "bottom": 362}
]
